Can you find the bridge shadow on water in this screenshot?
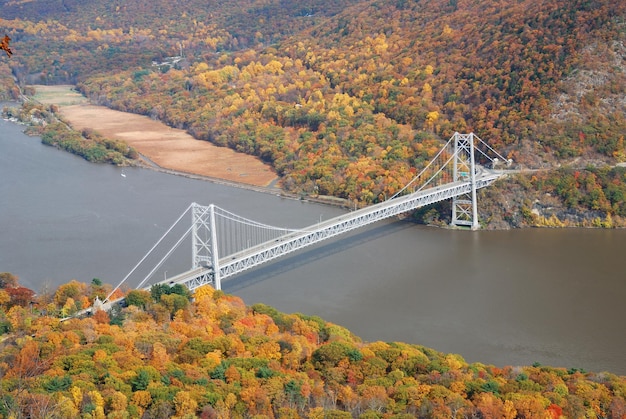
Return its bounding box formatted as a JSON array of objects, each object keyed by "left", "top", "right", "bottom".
[{"left": 223, "top": 219, "right": 413, "bottom": 293}]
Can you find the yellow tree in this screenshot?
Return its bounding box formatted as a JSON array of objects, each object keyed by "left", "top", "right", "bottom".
[{"left": 173, "top": 391, "right": 198, "bottom": 417}]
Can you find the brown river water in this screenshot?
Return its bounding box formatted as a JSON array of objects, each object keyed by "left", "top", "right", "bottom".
[{"left": 1, "top": 117, "right": 625, "bottom": 375}]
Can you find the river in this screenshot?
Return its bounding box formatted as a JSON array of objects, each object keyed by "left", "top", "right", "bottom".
[{"left": 1, "top": 116, "right": 625, "bottom": 375}]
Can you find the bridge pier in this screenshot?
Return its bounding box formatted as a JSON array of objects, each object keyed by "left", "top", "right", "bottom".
[{"left": 451, "top": 132, "right": 480, "bottom": 230}]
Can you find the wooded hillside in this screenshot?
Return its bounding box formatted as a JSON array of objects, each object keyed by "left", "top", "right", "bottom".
[
  {"left": 1, "top": 0, "right": 625, "bottom": 226},
  {"left": 1, "top": 273, "right": 625, "bottom": 418}
]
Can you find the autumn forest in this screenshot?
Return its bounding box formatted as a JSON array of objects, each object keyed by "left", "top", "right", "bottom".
[
  {"left": 1, "top": 0, "right": 626, "bottom": 226},
  {"left": 1, "top": 0, "right": 626, "bottom": 417},
  {"left": 1, "top": 272, "right": 626, "bottom": 419}
]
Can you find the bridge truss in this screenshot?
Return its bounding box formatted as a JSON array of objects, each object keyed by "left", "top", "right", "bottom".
[{"left": 105, "top": 132, "right": 509, "bottom": 300}]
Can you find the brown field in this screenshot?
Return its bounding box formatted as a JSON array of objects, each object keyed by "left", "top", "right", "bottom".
[
  {"left": 31, "top": 84, "right": 89, "bottom": 106},
  {"left": 32, "top": 85, "right": 279, "bottom": 188}
]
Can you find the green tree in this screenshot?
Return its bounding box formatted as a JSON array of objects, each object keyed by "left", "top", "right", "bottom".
[{"left": 126, "top": 290, "right": 152, "bottom": 308}]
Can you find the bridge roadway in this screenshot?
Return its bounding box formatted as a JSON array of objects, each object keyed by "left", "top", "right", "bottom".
[{"left": 163, "top": 169, "right": 503, "bottom": 292}]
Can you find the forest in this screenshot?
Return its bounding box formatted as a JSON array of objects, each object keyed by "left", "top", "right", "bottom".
[
  {"left": 2, "top": 2, "right": 626, "bottom": 417},
  {"left": 1, "top": 272, "right": 625, "bottom": 418},
  {"left": 1, "top": 0, "right": 626, "bottom": 227}
]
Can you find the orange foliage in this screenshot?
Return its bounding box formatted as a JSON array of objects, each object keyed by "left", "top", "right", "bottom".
[
  {"left": 0, "top": 35, "right": 12, "bottom": 57},
  {"left": 93, "top": 309, "right": 110, "bottom": 324}
]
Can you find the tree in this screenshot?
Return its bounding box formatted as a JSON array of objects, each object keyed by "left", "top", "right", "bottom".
[
  {"left": 1, "top": 35, "right": 12, "bottom": 57},
  {"left": 93, "top": 309, "right": 110, "bottom": 324},
  {"left": 54, "top": 280, "right": 87, "bottom": 307},
  {"left": 125, "top": 290, "right": 152, "bottom": 308},
  {"left": 0, "top": 272, "right": 19, "bottom": 288},
  {"left": 160, "top": 293, "right": 189, "bottom": 316},
  {"left": 5, "top": 286, "right": 35, "bottom": 308},
  {"left": 130, "top": 369, "right": 151, "bottom": 391},
  {"left": 10, "top": 339, "right": 50, "bottom": 379},
  {"left": 150, "top": 284, "right": 170, "bottom": 301},
  {"left": 173, "top": 391, "right": 198, "bottom": 417},
  {"left": 0, "top": 289, "right": 10, "bottom": 308}
]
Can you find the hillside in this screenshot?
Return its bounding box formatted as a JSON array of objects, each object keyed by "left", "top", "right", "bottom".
[
  {"left": 1, "top": 0, "right": 625, "bottom": 228},
  {"left": 1, "top": 273, "right": 625, "bottom": 418}
]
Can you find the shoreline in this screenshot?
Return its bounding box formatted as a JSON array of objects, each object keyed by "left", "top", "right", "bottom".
[
  {"left": 56, "top": 103, "right": 280, "bottom": 189},
  {"left": 130, "top": 155, "right": 356, "bottom": 210},
  {"left": 11, "top": 86, "right": 279, "bottom": 189},
  {"left": 2, "top": 104, "right": 353, "bottom": 210}
]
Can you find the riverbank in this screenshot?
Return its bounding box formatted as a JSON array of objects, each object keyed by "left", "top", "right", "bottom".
[
  {"left": 31, "top": 85, "right": 280, "bottom": 189},
  {"left": 59, "top": 103, "right": 280, "bottom": 188},
  {"left": 3, "top": 112, "right": 626, "bottom": 375},
  {"left": 21, "top": 87, "right": 626, "bottom": 228},
  {"left": 4, "top": 94, "right": 356, "bottom": 211}
]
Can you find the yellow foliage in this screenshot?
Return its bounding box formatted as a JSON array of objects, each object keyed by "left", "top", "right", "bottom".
[
  {"left": 535, "top": 214, "right": 566, "bottom": 227},
  {"left": 0, "top": 289, "right": 9, "bottom": 306},
  {"left": 204, "top": 37, "right": 218, "bottom": 49},
  {"left": 449, "top": 380, "right": 466, "bottom": 394},
  {"left": 445, "top": 354, "right": 465, "bottom": 370},
  {"left": 201, "top": 70, "right": 223, "bottom": 85},
  {"left": 93, "top": 349, "right": 107, "bottom": 362},
  {"left": 365, "top": 341, "right": 391, "bottom": 353},
  {"left": 108, "top": 391, "right": 128, "bottom": 412},
  {"left": 266, "top": 321, "right": 279, "bottom": 336},
  {"left": 56, "top": 394, "right": 80, "bottom": 418},
  {"left": 327, "top": 110, "right": 340, "bottom": 121},
  {"left": 502, "top": 400, "right": 517, "bottom": 419},
  {"left": 70, "top": 386, "right": 82, "bottom": 408},
  {"left": 205, "top": 350, "right": 222, "bottom": 368},
  {"left": 174, "top": 391, "right": 198, "bottom": 417},
  {"left": 225, "top": 392, "right": 237, "bottom": 409},
  {"left": 194, "top": 62, "right": 210, "bottom": 73},
  {"left": 265, "top": 59, "right": 284, "bottom": 74},
  {"left": 308, "top": 407, "right": 326, "bottom": 419},
  {"left": 254, "top": 341, "right": 282, "bottom": 360},
  {"left": 426, "top": 111, "right": 440, "bottom": 125},
  {"left": 193, "top": 284, "right": 215, "bottom": 300},
  {"left": 374, "top": 40, "right": 389, "bottom": 55},
  {"left": 131, "top": 390, "right": 152, "bottom": 408},
  {"left": 88, "top": 390, "right": 106, "bottom": 419}
]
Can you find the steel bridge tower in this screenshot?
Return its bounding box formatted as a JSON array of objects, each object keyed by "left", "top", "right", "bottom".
[
  {"left": 451, "top": 132, "right": 479, "bottom": 229},
  {"left": 98, "top": 132, "right": 507, "bottom": 302},
  {"left": 191, "top": 204, "right": 220, "bottom": 290}
]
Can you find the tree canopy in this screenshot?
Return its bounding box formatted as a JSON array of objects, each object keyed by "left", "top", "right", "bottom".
[
  {"left": 1, "top": 0, "right": 625, "bottom": 226},
  {"left": 1, "top": 273, "right": 625, "bottom": 418}
]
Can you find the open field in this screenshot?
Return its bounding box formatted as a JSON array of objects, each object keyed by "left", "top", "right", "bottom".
[
  {"left": 32, "top": 85, "right": 279, "bottom": 188},
  {"left": 31, "top": 84, "right": 89, "bottom": 106}
]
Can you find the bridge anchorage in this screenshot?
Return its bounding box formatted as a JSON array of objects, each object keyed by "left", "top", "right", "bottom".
[{"left": 104, "top": 132, "right": 510, "bottom": 300}]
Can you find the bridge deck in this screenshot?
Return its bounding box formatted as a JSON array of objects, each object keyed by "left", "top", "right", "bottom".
[{"left": 170, "top": 170, "right": 502, "bottom": 291}]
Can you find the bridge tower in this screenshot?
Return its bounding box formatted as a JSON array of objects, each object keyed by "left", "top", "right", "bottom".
[
  {"left": 451, "top": 132, "right": 480, "bottom": 230},
  {"left": 191, "top": 203, "right": 220, "bottom": 289}
]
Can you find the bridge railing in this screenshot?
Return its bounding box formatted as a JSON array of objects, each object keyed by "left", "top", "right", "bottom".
[
  {"left": 103, "top": 133, "right": 511, "bottom": 299},
  {"left": 171, "top": 169, "right": 502, "bottom": 291}
]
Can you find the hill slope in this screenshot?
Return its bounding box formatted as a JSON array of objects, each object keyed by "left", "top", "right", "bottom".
[
  {"left": 1, "top": 0, "right": 626, "bottom": 226},
  {"left": 1, "top": 279, "right": 625, "bottom": 418}
]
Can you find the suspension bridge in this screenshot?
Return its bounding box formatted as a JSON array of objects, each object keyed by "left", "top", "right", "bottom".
[{"left": 101, "top": 132, "right": 511, "bottom": 307}]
